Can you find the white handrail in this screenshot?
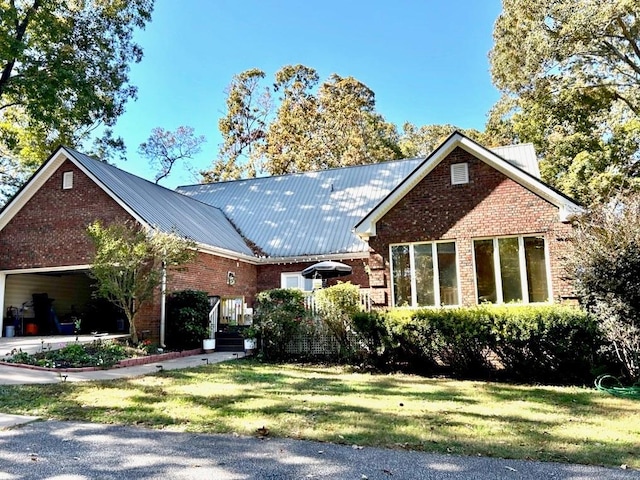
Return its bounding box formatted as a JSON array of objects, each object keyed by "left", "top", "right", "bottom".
[{"left": 208, "top": 298, "right": 220, "bottom": 339}]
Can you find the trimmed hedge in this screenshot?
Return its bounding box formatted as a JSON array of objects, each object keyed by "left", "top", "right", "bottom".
[{"left": 382, "top": 305, "right": 604, "bottom": 383}]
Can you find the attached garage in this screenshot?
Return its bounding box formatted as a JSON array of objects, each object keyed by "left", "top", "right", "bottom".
[{"left": 1, "top": 266, "right": 125, "bottom": 337}]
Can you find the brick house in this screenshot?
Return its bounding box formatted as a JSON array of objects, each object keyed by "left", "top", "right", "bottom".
[{"left": 0, "top": 132, "right": 581, "bottom": 341}]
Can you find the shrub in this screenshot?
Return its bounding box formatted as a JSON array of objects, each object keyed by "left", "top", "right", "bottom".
[
  {"left": 489, "top": 305, "right": 604, "bottom": 384},
  {"left": 567, "top": 194, "right": 640, "bottom": 382},
  {"left": 254, "top": 289, "right": 309, "bottom": 359},
  {"left": 383, "top": 305, "right": 603, "bottom": 384},
  {"left": 351, "top": 310, "right": 390, "bottom": 367},
  {"left": 386, "top": 307, "right": 494, "bottom": 378},
  {"left": 166, "top": 290, "right": 211, "bottom": 350},
  {"left": 314, "top": 282, "right": 361, "bottom": 356}
]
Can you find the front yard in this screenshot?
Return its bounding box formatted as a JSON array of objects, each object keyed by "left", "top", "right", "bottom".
[{"left": 0, "top": 360, "right": 637, "bottom": 468}]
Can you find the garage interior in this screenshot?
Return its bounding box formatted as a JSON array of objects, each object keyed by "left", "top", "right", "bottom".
[{"left": 3, "top": 270, "right": 125, "bottom": 337}]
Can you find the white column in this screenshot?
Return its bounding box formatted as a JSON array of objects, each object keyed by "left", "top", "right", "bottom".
[{"left": 0, "top": 273, "right": 6, "bottom": 337}]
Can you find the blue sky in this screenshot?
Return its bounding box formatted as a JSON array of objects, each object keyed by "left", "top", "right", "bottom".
[{"left": 111, "top": 0, "right": 503, "bottom": 188}]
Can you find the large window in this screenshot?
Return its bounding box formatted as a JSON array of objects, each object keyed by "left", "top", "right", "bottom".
[
  {"left": 390, "top": 241, "right": 459, "bottom": 307},
  {"left": 473, "top": 236, "right": 550, "bottom": 304}
]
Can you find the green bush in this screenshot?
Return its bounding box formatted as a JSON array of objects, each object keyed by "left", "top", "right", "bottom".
[
  {"left": 166, "top": 290, "right": 211, "bottom": 350},
  {"left": 254, "top": 289, "right": 309, "bottom": 359},
  {"left": 314, "top": 282, "right": 361, "bottom": 356},
  {"left": 351, "top": 310, "right": 391, "bottom": 367},
  {"left": 382, "top": 305, "right": 604, "bottom": 384},
  {"left": 386, "top": 307, "right": 494, "bottom": 378},
  {"left": 489, "top": 305, "right": 604, "bottom": 384}
]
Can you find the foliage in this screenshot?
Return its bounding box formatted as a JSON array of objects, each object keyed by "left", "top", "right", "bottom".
[
  {"left": 202, "top": 65, "right": 404, "bottom": 180},
  {"left": 138, "top": 126, "right": 205, "bottom": 184},
  {"left": 87, "top": 220, "right": 195, "bottom": 343},
  {"left": 253, "top": 288, "right": 309, "bottom": 359},
  {"left": 314, "top": 282, "right": 361, "bottom": 355},
  {"left": 0, "top": 0, "right": 154, "bottom": 204},
  {"left": 5, "top": 340, "right": 129, "bottom": 368},
  {"left": 489, "top": 0, "right": 640, "bottom": 204},
  {"left": 382, "top": 305, "right": 602, "bottom": 384},
  {"left": 200, "top": 68, "right": 271, "bottom": 182},
  {"left": 350, "top": 310, "right": 391, "bottom": 367},
  {"left": 489, "top": 305, "right": 603, "bottom": 384},
  {"left": 398, "top": 123, "right": 497, "bottom": 158},
  {"left": 566, "top": 194, "right": 640, "bottom": 382},
  {"left": 165, "top": 290, "right": 211, "bottom": 350},
  {"left": 386, "top": 307, "right": 495, "bottom": 378}
]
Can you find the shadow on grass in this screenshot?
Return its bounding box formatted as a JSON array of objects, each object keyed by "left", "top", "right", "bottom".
[{"left": 0, "top": 362, "right": 637, "bottom": 468}]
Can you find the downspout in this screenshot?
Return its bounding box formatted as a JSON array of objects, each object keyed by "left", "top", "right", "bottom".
[
  {"left": 0, "top": 273, "right": 6, "bottom": 337},
  {"left": 160, "top": 260, "right": 167, "bottom": 348}
]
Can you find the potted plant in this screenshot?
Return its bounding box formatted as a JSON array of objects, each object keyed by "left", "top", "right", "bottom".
[{"left": 242, "top": 325, "right": 259, "bottom": 352}]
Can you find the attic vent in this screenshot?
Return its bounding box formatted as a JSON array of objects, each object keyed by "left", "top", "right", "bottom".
[
  {"left": 62, "top": 171, "right": 74, "bottom": 190},
  {"left": 451, "top": 163, "right": 469, "bottom": 185}
]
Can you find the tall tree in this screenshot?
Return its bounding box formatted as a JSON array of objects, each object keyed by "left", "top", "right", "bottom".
[
  {"left": 87, "top": 220, "right": 195, "bottom": 344},
  {"left": 201, "top": 68, "right": 271, "bottom": 182},
  {"left": 139, "top": 126, "right": 205, "bottom": 184},
  {"left": 0, "top": 0, "right": 154, "bottom": 203},
  {"left": 398, "top": 123, "right": 492, "bottom": 158},
  {"left": 489, "top": 0, "right": 640, "bottom": 203},
  {"left": 264, "top": 64, "right": 322, "bottom": 175}
]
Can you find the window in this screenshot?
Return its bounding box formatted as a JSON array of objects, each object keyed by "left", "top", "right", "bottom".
[
  {"left": 450, "top": 163, "right": 469, "bottom": 185},
  {"left": 281, "top": 272, "right": 313, "bottom": 291},
  {"left": 390, "top": 241, "right": 459, "bottom": 307},
  {"left": 473, "top": 236, "right": 550, "bottom": 304},
  {"left": 62, "top": 171, "right": 73, "bottom": 189}
]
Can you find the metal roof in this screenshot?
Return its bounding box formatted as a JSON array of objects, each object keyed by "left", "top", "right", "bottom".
[
  {"left": 63, "top": 147, "right": 254, "bottom": 256},
  {"left": 491, "top": 143, "right": 540, "bottom": 178},
  {"left": 177, "top": 143, "right": 541, "bottom": 259},
  {"left": 177, "top": 159, "right": 424, "bottom": 258}
]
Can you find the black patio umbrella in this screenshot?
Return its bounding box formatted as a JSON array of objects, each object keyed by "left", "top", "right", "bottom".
[{"left": 301, "top": 261, "right": 353, "bottom": 279}]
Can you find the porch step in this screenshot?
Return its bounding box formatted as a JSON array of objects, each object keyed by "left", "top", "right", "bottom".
[{"left": 214, "top": 336, "right": 244, "bottom": 352}]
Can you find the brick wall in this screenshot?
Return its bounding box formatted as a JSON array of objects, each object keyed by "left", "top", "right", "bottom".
[
  {"left": 0, "top": 160, "right": 133, "bottom": 270},
  {"left": 368, "top": 147, "right": 574, "bottom": 307},
  {"left": 257, "top": 258, "right": 370, "bottom": 293}
]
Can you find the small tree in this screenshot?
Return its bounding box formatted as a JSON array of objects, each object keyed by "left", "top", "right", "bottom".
[
  {"left": 87, "top": 221, "right": 195, "bottom": 343},
  {"left": 567, "top": 194, "right": 640, "bottom": 382},
  {"left": 314, "top": 282, "right": 361, "bottom": 356}
]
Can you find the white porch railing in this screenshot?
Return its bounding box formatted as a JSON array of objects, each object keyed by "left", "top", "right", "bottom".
[
  {"left": 303, "top": 288, "right": 371, "bottom": 313},
  {"left": 208, "top": 297, "right": 220, "bottom": 339}
]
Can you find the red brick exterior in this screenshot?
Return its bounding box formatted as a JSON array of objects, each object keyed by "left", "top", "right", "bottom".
[
  {"left": 0, "top": 160, "right": 133, "bottom": 270},
  {"left": 1, "top": 147, "right": 576, "bottom": 339},
  {"left": 257, "top": 258, "right": 370, "bottom": 293},
  {"left": 367, "top": 147, "right": 574, "bottom": 307}
]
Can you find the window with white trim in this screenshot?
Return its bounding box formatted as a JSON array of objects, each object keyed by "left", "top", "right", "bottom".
[
  {"left": 473, "top": 236, "right": 550, "bottom": 304},
  {"left": 390, "top": 241, "right": 459, "bottom": 307},
  {"left": 62, "top": 171, "right": 73, "bottom": 189},
  {"left": 280, "top": 272, "right": 313, "bottom": 292}
]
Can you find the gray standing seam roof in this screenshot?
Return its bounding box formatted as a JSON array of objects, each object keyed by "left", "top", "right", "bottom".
[
  {"left": 63, "top": 147, "right": 254, "bottom": 256},
  {"left": 177, "top": 145, "right": 541, "bottom": 259},
  {"left": 178, "top": 158, "right": 422, "bottom": 258}
]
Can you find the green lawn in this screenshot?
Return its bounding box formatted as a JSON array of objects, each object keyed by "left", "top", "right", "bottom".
[{"left": 0, "top": 360, "right": 637, "bottom": 468}]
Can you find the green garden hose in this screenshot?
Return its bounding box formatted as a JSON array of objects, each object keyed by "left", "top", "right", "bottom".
[{"left": 595, "top": 374, "right": 640, "bottom": 399}]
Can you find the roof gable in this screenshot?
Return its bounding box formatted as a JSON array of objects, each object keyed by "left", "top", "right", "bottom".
[
  {"left": 0, "top": 147, "right": 255, "bottom": 259},
  {"left": 353, "top": 132, "right": 583, "bottom": 238}
]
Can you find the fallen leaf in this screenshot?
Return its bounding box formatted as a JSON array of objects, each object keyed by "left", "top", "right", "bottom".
[{"left": 504, "top": 466, "right": 517, "bottom": 472}]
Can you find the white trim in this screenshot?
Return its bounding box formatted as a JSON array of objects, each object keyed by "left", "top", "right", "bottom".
[
  {"left": 450, "top": 162, "right": 469, "bottom": 185},
  {"left": 62, "top": 171, "right": 74, "bottom": 189},
  {"left": 354, "top": 132, "right": 584, "bottom": 237},
  {"left": 0, "top": 264, "right": 91, "bottom": 275},
  {"left": 0, "top": 272, "right": 6, "bottom": 337},
  {"left": 280, "top": 272, "right": 313, "bottom": 292},
  {"left": 389, "top": 240, "right": 459, "bottom": 308},
  {"left": 471, "top": 235, "right": 552, "bottom": 305}
]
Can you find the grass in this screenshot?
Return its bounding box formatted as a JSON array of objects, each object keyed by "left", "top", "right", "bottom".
[{"left": 0, "top": 359, "right": 638, "bottom": 468}]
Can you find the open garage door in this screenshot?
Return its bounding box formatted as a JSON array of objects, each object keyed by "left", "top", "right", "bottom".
[{"left": 1, "top": 268, "right": 126, "bottom": 337}]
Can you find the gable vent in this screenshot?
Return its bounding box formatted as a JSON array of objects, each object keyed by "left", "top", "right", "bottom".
[
  {"left": 62, "top": 171, "right": 74, "bottom": 189},
  {"left": 451, "top": 163, "right": 469, "bottom": 185}
]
